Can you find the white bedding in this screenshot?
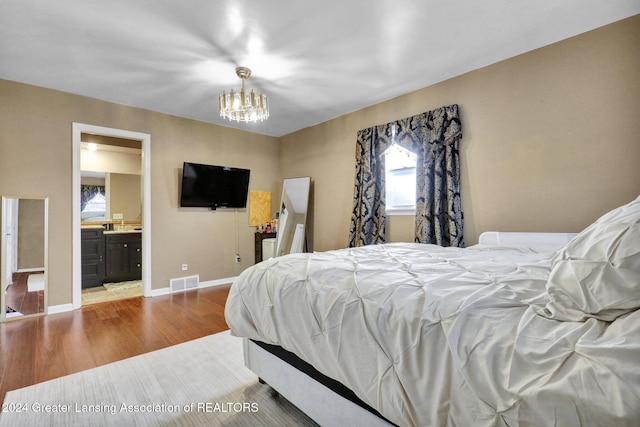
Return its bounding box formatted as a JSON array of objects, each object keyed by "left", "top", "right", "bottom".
[{"left": 225, "top": 242, "right": 640, "bottom": 426}]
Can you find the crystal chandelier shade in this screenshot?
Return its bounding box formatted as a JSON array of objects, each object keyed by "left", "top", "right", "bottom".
[{"left": 218, "top": 67, "right": 269, "bottom": 123}]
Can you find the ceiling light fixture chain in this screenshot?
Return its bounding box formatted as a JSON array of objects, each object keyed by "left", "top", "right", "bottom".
[{"left": 219, "top": 66, "right": 269, "bottom": 123}]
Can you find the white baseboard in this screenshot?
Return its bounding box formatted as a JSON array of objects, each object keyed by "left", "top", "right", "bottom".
[
  {"left": 199, "top": 276, "right": 236, "bottom": 289},
  {"left": 48, "top": 277, "right": 237, "bottom": 312},
  {"left": 147, "top": 287, "right": 172, "bottom": 297},
  {"left": 47, "top": 303, "right": 74, "bottom": 315},
  {"left": 149, "top": 276, "right": 236, "bottom": 297}
]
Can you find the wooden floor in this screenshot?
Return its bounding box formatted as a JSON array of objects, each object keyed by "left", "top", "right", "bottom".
[{"left": 0, "top": 284, "right": 231, "bottom": 405}]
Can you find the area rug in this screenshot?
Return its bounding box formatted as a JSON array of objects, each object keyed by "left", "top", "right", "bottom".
[
  {"left": 82, "top": 280, "right": 143, "bottom": 306},
  {"left": 0, "top": 331, "right": 316, "bottom": 426},
  {"left": 102, "top": 280, "right": 141, "bottom": 291}
]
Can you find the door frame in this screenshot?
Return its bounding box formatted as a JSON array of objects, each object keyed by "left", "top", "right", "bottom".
[
  {"left": 72, "top": 123, "right": 151, "bottom": 309},
  {"left": 2, "top": 197, "right": 18, "bottom": 290}
]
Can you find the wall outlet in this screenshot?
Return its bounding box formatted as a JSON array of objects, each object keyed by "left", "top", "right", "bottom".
[
  {"left": 181, "top": 263, "right": 188, "bottom": 271},
  {"left": 235, "top": 254, "right": 241, "bottom": 264},
  {"left": 112, "top": 213, "right": 123, "bottom": 220}
]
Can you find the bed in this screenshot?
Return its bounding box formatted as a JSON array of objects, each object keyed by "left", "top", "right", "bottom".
[{"left": 225, "top": 196, "right": 640, "bottom": 426}]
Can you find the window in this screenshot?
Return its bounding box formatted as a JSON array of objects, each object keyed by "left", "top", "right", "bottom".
[
  {"left": 81, "top": 192, "right": 106, "bottom": 221},
  {"left": 384, "top": 144, "right": 417, "bottom": 214}
]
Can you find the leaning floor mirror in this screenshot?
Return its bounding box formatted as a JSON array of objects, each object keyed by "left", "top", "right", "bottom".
[
  {"left": 1, "top": 196, "right": 48, "bottom": 321},
  {"left": 275, "top": 177, "right": 311, "bottom": 257}
]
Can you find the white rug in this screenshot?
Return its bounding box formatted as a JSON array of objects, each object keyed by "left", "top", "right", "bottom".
[
  {"left": 102, "top": 280, "right": 141, "bottom": 291},
  {"left": 82, "top": 281, "right": 143, "bottom": 305},
  {"left": 27, "top": 273, "right": 45, "bottom": 292},
  {"left": 0, "top": 331, "right": 317, "bottom": 426}
]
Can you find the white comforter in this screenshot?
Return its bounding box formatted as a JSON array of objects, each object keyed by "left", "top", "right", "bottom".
[{"left": 225, "top": 243, "right": 640, "bottom": 427}]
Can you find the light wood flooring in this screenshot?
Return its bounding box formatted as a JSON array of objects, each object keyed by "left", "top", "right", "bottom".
[{"left": 0, "top": 284, "right": 231, "bottom": 405}]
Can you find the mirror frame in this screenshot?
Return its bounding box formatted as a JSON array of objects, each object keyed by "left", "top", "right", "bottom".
[
  {"left": 1, "top": 196, "right": 48, "bottom": 321},
  {"left": 275, "top": 177, "right": 311, "bottom": 257}
]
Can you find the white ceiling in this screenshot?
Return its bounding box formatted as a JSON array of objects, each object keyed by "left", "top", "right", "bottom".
[{"left": 1, "top": 1, "right": 638, "bottom": 137}]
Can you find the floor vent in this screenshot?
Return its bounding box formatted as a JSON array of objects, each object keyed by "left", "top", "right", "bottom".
[{"left": 170, "top": 275, "right": 199, "bottom": 293}]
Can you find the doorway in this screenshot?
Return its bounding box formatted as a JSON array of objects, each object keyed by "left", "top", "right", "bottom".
[{"left": 72, "top": 123, "right": 151, "bottom": 309}]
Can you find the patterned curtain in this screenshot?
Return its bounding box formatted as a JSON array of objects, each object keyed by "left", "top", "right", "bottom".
[
  {"left": 414, "top": 105, "right": 463, "bottom": 247},
  {"left": 348, "top": 126, "right": 393, "bottom": 247},
  {"left": 81, "top": 185, "right": 105, "bottom": 211},
  {"left": 348, "top": 104, "right": 463, "bottom": 247}
]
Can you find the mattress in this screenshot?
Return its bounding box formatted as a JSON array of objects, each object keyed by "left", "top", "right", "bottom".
[{"left": 225, "top": 242, "right": 640, "bottom": 426}]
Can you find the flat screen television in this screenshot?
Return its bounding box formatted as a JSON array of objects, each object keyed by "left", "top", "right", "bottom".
[{"left": 180, "top": 162, "right": 250, "bottom": 209}]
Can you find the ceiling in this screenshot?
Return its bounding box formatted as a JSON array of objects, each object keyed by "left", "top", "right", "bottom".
[{"left": 1, "top": 1, "right": 638, "bottom": 138}]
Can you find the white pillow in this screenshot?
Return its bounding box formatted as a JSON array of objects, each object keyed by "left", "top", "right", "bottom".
[{"left": 540, "top": 195, "right": 640, "bottom": 321}]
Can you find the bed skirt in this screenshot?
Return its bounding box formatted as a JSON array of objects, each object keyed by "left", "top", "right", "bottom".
[{"left": 244, "top": 338, "right": 395, "bottom": 426}]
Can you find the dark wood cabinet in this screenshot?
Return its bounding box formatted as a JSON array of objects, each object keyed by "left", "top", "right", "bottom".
[
  {"left": 81, "top": 229, "right": 142, "bottom": 287},
  {"left": 255, "top": 232, "right": 277, "bottom": 263},
  {"left": 104, "top": 233, "right": 142, "bottom": 283},
  {"left": 81, "top": 228, "right": 105, "bottom": 288}
]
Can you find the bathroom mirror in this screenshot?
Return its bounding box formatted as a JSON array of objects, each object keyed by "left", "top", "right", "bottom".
[
  {"left": 1, "top": 196, "right": 48, "bottom": 321},
  {"left": 275, "top": 177, "right": 311, "bottom": 257},
  {"left": 81, "top": 172, "right": 142, "bottom": 226},
  {"left": 80, "top": 137, "right": 142, "bottom": 226}
]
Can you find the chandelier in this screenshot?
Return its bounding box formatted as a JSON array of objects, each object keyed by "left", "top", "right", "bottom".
[{"left": 218, "top": 67, "right": 269, "bottom": 123}]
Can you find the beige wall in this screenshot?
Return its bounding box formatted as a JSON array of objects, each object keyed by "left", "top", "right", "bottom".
[
  {"left": 81, "top": 177, "right": 105, "bottom": 186},
  {"left": 0, "top": 80, "right": 279, "bottom": 306},
  {"left": 280, "top": 15, "right": 640, "bottom": 249}
]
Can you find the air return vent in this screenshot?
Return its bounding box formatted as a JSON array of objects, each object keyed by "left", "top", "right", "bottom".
[{"left": 170, "top": 275, "right": 199, "bottom": 293}]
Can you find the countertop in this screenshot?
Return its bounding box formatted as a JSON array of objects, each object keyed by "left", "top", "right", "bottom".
[
  {"left": 81, "top": 225, "right": 142, "bottom": 234},
  {"left": 103, "top": 229, "right": 142, "bottom": 234}
]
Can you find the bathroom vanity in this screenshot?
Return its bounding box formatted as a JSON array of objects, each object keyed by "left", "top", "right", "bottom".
[
  {"left": 81, "top": 226, "right": 141, "bottom": 288},
  {"left": 81, "top": 226, "right": 105, "bottom": 288}
]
